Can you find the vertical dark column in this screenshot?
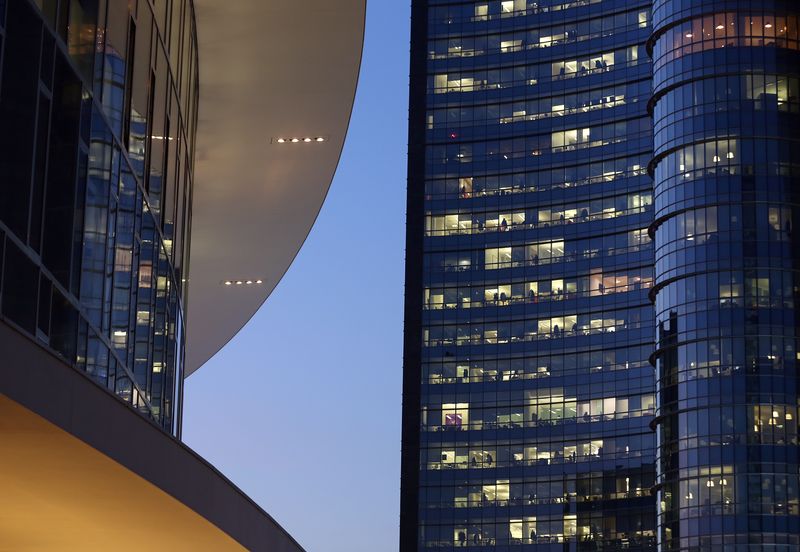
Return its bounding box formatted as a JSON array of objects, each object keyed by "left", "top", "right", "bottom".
[
  {"left": 649, "top": 2, "right": 800, "bottom": 550},
  {"left": 400, "top": 1, "right": 429, "bottom": 550}
]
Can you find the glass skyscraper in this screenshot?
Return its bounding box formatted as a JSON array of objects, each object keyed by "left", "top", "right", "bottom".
[
  {"left": 403, "top": 1, "right": 800, "bottom": 551},
  {"left": 403, "top": 0, "right": 657, "bottom": 548}
]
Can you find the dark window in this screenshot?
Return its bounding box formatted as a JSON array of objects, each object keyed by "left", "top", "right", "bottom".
[
  {"left": 50, "top": 286, "right": 77, "bottom": 361},
  {"left": 36, "top": 276, "right": 51, "bottom": 337},
  {"left": 0, "top": 0, "right": 41, "bottom": 240},
  {"left": 30, "top": 93, "right": 51, "bottom": 253},
  {"left": 42, "top": 51, "right": 82, "bottom": 288},
  {"left": 2, "top": 240, "right": 39, "bottom": 334}
]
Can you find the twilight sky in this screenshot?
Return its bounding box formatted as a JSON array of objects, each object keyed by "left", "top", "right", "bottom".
[{"left": 182, "top": 2, "right": 410, "bottom": 551}]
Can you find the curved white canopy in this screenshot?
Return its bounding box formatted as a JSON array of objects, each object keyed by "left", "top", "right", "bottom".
[{"left": 186, "top": 0, "right": 366, "bottom": 375}]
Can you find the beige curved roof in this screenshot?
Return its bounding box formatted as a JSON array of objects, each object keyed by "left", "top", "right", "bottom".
[
  {"left": 186, "top": 0, "right": 366, "bottom": 375},
  {"left": 0, "top": 320, "right": 304, "bottom": 552}
]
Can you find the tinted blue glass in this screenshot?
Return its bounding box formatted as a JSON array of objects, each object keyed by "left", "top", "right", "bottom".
[
  {"left": 650, "top": 1, "right": 800, "bottom": 550},
  {"left": 404, "top": 0, "right": 657, "bottom": 548}
]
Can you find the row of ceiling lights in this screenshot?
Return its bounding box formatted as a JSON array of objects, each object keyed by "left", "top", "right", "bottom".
[
  {"left": 275, "top": 137, "right": 326, "bottom": 143},
  {"left": 687, "top": 21, "right": 776, "bottom": 37},
  {"left": 224, "top": 280, "right": 263, "bottom": 286}
]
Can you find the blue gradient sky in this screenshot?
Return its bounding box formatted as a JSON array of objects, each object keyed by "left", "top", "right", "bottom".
[{"left": 182, "top": 2, "right": 410, "bottom": 551}]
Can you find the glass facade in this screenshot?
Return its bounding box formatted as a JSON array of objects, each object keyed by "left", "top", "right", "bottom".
[
  {"left": 0, "top": 0, "right": 197, "bottom": 436},
  {"left": 402, "top": 0, "right": 657, "bottom": 549},
  {"left": 650, "top": 1, "right": 800, "bottom": 550}
]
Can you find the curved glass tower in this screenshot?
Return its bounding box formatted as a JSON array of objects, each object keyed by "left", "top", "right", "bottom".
[
  {"left": 650, "top": 2, "right": 800, "bottom": 550},
  {"left": 403, "top": 0, "right": 658, "bottom": 548},
  {"left": 0, "top": 0, "right": 198, "bottom": 435}
]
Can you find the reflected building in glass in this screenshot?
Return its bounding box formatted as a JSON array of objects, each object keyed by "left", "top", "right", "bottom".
[
  {"left": 0, "top": 0, "right": 197, "bottom": 436},
  {"left": 402, "top": 0, "right": 658, "bottom": 548}
]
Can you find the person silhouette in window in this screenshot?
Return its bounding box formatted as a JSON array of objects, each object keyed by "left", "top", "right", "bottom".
[
  {"left": 501, "top": 217, "right": 508, "bottom": 231},
  {"left": 458, "top": 531, "right": 466, "bottom": 547}
]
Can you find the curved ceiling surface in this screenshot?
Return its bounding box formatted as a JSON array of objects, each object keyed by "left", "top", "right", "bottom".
[{"left": 186, "top": 0, "right": 366, "bottom": 375}]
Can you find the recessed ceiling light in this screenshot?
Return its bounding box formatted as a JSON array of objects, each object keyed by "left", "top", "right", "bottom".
[
  {"left": 236, "top": 281, "right": 244, "bottom": 285},
  {"left": 716, "top": 24, "right": 724, "bottom": 30},
  {"left": 303, "top": 137, "right": 312, "bottom": 142},
  {"left": 276, "top": 138, "right": 286, "bottom": 143},
  {"left": 224, "top": 281, "right": 232, "bottom": 286},
  {"left": 256, "top": 279, "right": 263, "bottom": 284},
  {"left": 291, "top": 138, "right": 300, "bottom": 143},
  {"left": 316, "top": 137, "right": 325, "bottom": 142}
]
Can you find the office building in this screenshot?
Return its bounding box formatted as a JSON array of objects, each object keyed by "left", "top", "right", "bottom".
[
  {"left": 403, "top": 0, "right": 657, "bottom": 548},
  {"left": 0, "top": 0, "right": 364, "bottom": 548},
  {"left": 403, "top": 1, "right": 800, "bottom": 551}
]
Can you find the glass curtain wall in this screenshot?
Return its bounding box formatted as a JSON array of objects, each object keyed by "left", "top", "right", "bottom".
[
  {"left": 0, "top": 0, "right": 198, "bottom": 436},
  {"left": 403, "top": 0, "right": 658, "bottom": 549},
  {"left": 650, "top": 1, "right": 800, "bottom": 550}
]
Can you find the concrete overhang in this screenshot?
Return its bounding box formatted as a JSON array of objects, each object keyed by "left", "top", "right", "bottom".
[
  {"left": 0, "top": 321, "right": 302, "bottom": 552},
  {"left": 186, "top": 0, "right": 367, "bottom": 375}
]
